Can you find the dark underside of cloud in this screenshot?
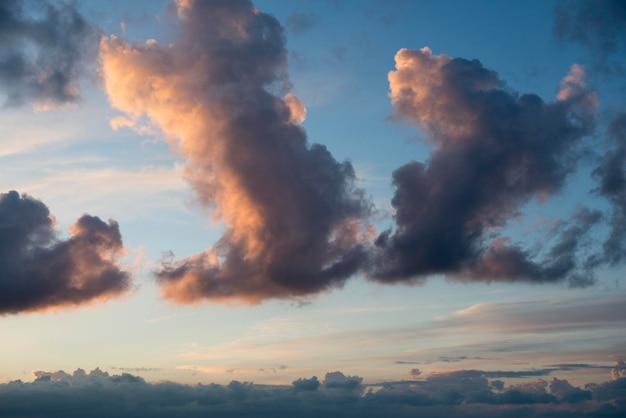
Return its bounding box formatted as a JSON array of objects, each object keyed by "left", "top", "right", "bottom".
[
  {"left": 0, "top": 0, "right": 98, "bottom": 108},
  {"left": 0, "top": 191, "right": 130, "bottom": 314},
  {"left": 0, "top": 368, "right": 624, "bottom": 418}
]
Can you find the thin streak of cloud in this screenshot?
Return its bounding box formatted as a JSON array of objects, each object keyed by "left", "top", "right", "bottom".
[
  {"left": 434, "top": 297, "right": 626, "bottom": 334},
  {"left": 3, "top": 165, "right": 188, "bottom": 223}
]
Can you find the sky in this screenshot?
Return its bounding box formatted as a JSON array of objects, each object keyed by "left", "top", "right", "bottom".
[{"left": 1, "top": 0, "right": 626, "bottom": 416}]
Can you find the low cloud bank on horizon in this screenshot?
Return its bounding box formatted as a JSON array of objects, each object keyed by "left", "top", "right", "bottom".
[{"left": 0, "top": 366, "right": 625, "bottom": 417}]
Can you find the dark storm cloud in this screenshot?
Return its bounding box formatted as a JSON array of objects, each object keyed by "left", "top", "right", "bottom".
[
  {"left": 100, "top": 0, "right": 372, "bottom": 304},
  {"left": 1, "top": 367, "right": 623, "bottom": 418},
  {"left": 554, "top": 0, "right": 626, "bottom": 74},
  {"left": 369, "top": 47, "right": 598, "bottom": 285},
  {"left": 0, "top": 191, "right": 131, "bottom": 314},
  {"left": 0, "top": 0, "right": 98, "bottom": 108}
]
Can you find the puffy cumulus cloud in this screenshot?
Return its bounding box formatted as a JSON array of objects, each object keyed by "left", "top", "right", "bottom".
[
  {"left": 554, "top": 0, "right": 626, "bottom": 74},
  {"left": 1, "top": 367, "right": 624, "bottom": 418},
  {"left": 0, "top": 0, "right": 98, "bottom": 108},
  {"left": 612, "top": 361, "right": 626, "bottom": 380},
  {"left": 322, "top": 371, "right": 363, "bottom": 391},
  {"left": 0, "top": 190, "right": 131, "bottom": 314},
  {"left": 586, "top": 377, "right": 626, "bottom": 407},
  {"left": 550, "top": 378, "right": 593, "bottom": 403},
  {"left": 292, "top": 376, "right": 320, "bottom": 392},
  {"left": 369, "top": 47, "right": 598, "bottom": 286},
  {"left": 99, "top": 0, "right": 371, "bottom": 304}
]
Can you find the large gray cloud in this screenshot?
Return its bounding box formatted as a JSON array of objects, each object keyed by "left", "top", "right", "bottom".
[
  {"left": 0, "top": 0, "right": 98, "bottom": 108},
  {"left": 368, "top": 47, "right": 599, "bottom": 286},
  {"left": 0, "top": 367, "right": 623, "bottom": 417},
  {"left": 0, "top": 191, "right": 131, "bottom": 314},
  {"left": 100, "top": 0, "right": 372, "bottom": 304}
]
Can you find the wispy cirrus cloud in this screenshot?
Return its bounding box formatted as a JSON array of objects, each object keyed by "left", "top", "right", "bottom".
[
  {"left": 7, "top": 165, "right": 188, "bottom": 223},
  {"left": 433, "top": 296, "right": 626, "bottom": 334}
]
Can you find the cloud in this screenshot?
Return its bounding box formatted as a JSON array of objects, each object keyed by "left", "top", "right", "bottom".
[
  {"left": 110, "top": 367, "right": 162, "bottom": 373},
  {"left": 0, "top": 0, "right": 98, "bottom": 108},
  {"left": 434, "top": 297, "right": 626, "bottom": 334},
  {"left": 99, "top": 0, "right": 372, "bottom": 304},
  {"left": 286, "top": 11, "right": 315, "bottom": 36},
  {"left": 322, "top": 371, "right": 363, "bottom": 391},
  {"left": 546, "top": 363, "right": 614, "bottom": 371},
  {"left": 592, "top": 112, "right": 626, "bottom": 265},
  {"left": 554, "top": 0, "right": 626, "bottom": 74},
  {"left": 0, "top": 190, "right": 131, "bottom": 314},
  {"left": 6, "top": 164, "right": 189, "bottom": 224},
  {"left": 369, "top": 47, "right": 598, "bottom": 286},
  {"left": 292, "top": 376, "right": 320, "bottom": 391},
  {"left": 612, "top": 361, "right": 626, "bottom": 380},
  {"left": 427, "top": 369, "right": 555, "bottom": 379},
  {"left": 1, "top": 367, "right": 623, "bottom": 417}
]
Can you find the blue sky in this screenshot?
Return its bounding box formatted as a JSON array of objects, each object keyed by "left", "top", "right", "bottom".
[{"left": 1, "top": 1, "right": 625, "bottom": 416}]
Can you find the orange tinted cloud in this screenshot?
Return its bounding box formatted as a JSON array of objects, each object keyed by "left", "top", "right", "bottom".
[{"left": 100, "top": 0, "right": 371, "bottom": 304}]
